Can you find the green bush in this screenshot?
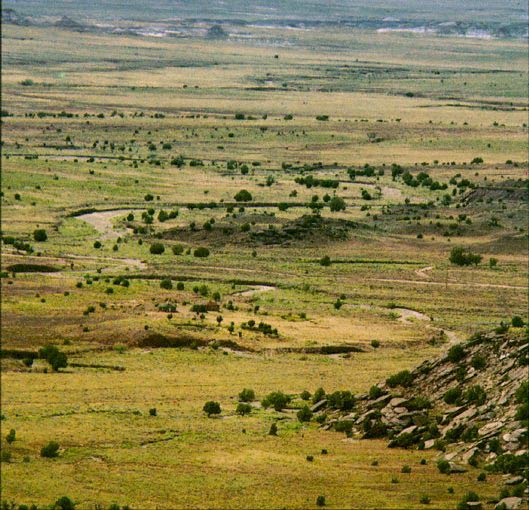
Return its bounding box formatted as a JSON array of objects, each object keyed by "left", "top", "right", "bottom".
[
  {"left": 437, "top": 459, "right": 450, "bottom": 474},
  {"left": 33, "top": 229, "right": 47, "bottom": 242},
  {"left": 312, "top": 387, "right": 325, "bottom": 404},
  {"left": 369, "top": 386, "right": 384, "bottom": 399},
  {"left": 470, "top": 354, "right": 486, "bottom": 370},
  {"left": 443, "top": 387, "right": 462, "bottom": 405},
  {"left": 234, "top": 189, "right": 253, "bottom": 202},
  {"left": 203, "top": 401, "right": 221, "bottom": 417},
  {"left": 39, "top": 345, "right": 68, "bottom": 371},
  {"left": 238, "top": 388, "right": 255, "bottom": 402},
  {"left": 456, "top": 492, "right": 480, "bottom": 510},
  {"left": 262, "top": 391, "right": 291, "bottom": 411},
  {"left": 447, "top": 344, "right": 466, "bottom": 363},
  {"left": 176, "top": 282, "right": 185, "bottom": 290},
  {"left": 236, "top": 403, "right": 252, "bottom": 416},
  {"left": 55, "top": 496, "right": 75, "bottom": 510},
  {"left": 464, "top": 385, "right": 487, "bottom": 405},
  {"left": 194, "top": 247, "right": 210, "bottom": 258},
  {"left": 40, "top": 441, "right": 60, "bottom": 458},
  {"left": 449, "top": 247, "right": 482, "bottom": 266},
  {"left": 296, "top": 406, "right": 313, "bottom": 422},
  {"left": 329, "top": 196, "right": 346, "bottom": 212},
  {"left": 512, "top": 316, "right": 525, "bottom": 327},
  {"left": 268, "top": 423, "right": 278, "bottom": 436},
  {"left": 160, "top": 278, "right": 172, "bottom": 290},
  {"left": 300, "top": 390, "right": 311, "bottom": 401},
  {"left": 6, "top": 429, "right": 16, "bottom": 444},
  {"left": 316, "top": 495, "right": 326, "bottom": 507},
  {"left": 172, "top": 244, "right": 184, "bottom": 255},
  {"left": 149, "top": 243, "right": 165, "bottom": 255},
  {"left": 326, "top": 391, "right": 355, "bottom": 411},
  {"left": 386, "top": 370, "right": 413, "bottom": 388},
  {"left": 319, "top": 256, "right": 331, "bottom": 266}
]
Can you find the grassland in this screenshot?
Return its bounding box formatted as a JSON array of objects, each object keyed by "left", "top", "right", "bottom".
[{"left": 1, "top": 18, "right": 527, "bottom": 510}]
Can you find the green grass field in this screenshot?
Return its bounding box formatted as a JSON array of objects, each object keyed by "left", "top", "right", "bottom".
[{"left": 1, "top": 14, "right": 527, "bottom": 510}]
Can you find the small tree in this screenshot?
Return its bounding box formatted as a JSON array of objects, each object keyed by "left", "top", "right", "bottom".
[
  {"left": 329, "top": 196, "right": 346, "bottom": 212},
  {"left": 160, "top": 278, "right": 172, "bottom": 290},
  {"left": 262, "top": 391, "right": 291, "bottom": 411},
  {"left": 234, "top": 189, "right": 253, "bottom": 202},
  {"left": 297, "top": 406, "right": 313, "bottom": 422},
  {"left": 203, "top": 401, "right": 221, "bottom": 417},
  {"left": 150, "top": 243, "right": 165, "bottom": 255},
  {"left": 316, "top": 495, "right": 326, "bottom": 507},
  {"left": 236, "top": 403, "right": 252, "bottom": 416},
  {"left": 6, "top": 429, "right": 16, "bottom": 444},
  {"left": 39, "top": 345, "right": 68, "bottom": 372},
  {"left": 319, "top": 256, "right": 331, "bottom": 266},
  {"left": 194, "top": 247, "right": 210, "bottom": 258},
  {"left": 55, "top": 496, "right": 75, "bottom": 510},
  {"left": 268, "top": 423, "right": 278, "bottom": 436},
  {"left": 239, "top": 388, "right": 255, "bottom": 402},
  {"left": 41, "top": 441, "right": 60, "bottom": 458},
  {"left": 33, "top": 229, "right": 48, "bottom": 242}
]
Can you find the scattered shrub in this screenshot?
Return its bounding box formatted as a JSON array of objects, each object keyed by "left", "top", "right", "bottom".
[
  {"left": 33, "top": 229, "right": 47, "bottom": 242},
  {"left": 203, "top": 401, "right": 221, "bottom": 417},
  {"left": 194, "top": 247, "right": 210, "bottom": 258},
  {"left": 40, "top": 441, "right": 60, "bottom": 458},
  {"left": 149, "top": 243, "right": 165, "bottom": 255},
  {"left": 238, "top": 388, "right": 255, "bottom": 402},
  {"left": 262, "top": 391, "right": 291, "bottom": 411},
  {"left": 236, "top": 403, "right": 252, "bottom": 416},
  {"left": 160, "top": 278, "right": 173, "bottom": 290},
  {"left": 386, "top": 370, "right": 413, "bottom": 388},
  {"left": 296, "top": 406, "right": 313, "bottom": 422}
]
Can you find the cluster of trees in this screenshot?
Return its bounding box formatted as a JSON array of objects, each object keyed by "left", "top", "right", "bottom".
[
  {"left": 449, "top": 247, "right": 482, "bottom": 266},
  {"left": 294, "top": 175, "right": 339, "bottom": 189}
]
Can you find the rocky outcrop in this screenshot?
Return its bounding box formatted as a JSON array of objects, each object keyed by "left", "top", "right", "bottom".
[{"left": 319, "top": 329, "right": 528, "bottom": 478}]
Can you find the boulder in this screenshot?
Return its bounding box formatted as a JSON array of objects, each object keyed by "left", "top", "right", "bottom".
[
  {"left": 448, "top": 463, "right": 467, "bottom": 473},
  {"left": 311, "top": 399, "right": 327, "bottom": 413},
  {"left": 495, "top": 497, "right": 522, "bottom": 510},
  {"left": 505, "top": 476, "right": 524, "bottom": 485}
]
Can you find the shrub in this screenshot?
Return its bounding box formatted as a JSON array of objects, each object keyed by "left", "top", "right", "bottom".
[
  {"left": 443, "top": 387, "right": 462, "bottom": 405},
  {"left": 39, "top": 345, "right": 68, "bottom": 371},
  {"left": 437, "top": 459, "right": 450, "bottom": 474},
  {"left": 203, "top": 401, "right": 221, "bottom": 417},
  {"left": 149, "top": 243, "right": 165, "bottom": 255},
  {"left": 512, "top": 316, "right": 525, "bottom": 327},
  {"left": 312, "top": 387, "right": 325, "bottom": 404},
  {"left": 515, "top": 381, "right": 529, "bottom": 404},
  {"left": 160, "top": 278, "right": 172, "bottom": 290},
  {"left": 236, "top": 403, "right": 252, "bottom": 416},
  {"left": 316, "top": 495, "right": 326, "bottom": 507},
  {"left": 329, "top": 196, "right": 346, "bottom": 212},
  {"left": 176, "top": 281, "right": 185, "bottom": 290},
  {"left": 456, "top": 492, "right": 480, "bottom": 510},
  {"left": 449, "top": 247, "right": 482, "bottom": 266},
  {"left": 172, "top": 244, "right": 184, "bottom": 255},
  {"left": 326, "top": 391, "right": 355, "bottom": 411},
  {"left": 238, "top": 388, "right": 255, "bottom": 402},
  {"left": 369, "top": 385, "right": 384, "bottom": 399},
  {"left": 33, "top": 229, "right": 47, "bottom": 242},
  {"left": 55, "top": 496, "right": 75, "bottom": 510},
  {"left": 93, "top": 241, "right": 102, "bottom": 249},
  {"left": 296, "top": 406, "right": 313, "bottom": 422},
  {"left": 234, "top": 189, "right": 253, "bottom": 202},
  {"left": 268, "top": 423, "right": 278, "bottom": 436},
  {"left": 319, "top": 256, "right": 331, "bottom": 266},
  {"left": 262, "top": 391, "right": 291, "bottom": 411},
  {"left": 333, "top": 421, "right": 353, "bottom": 436},
  {"left": 40, "top": 441, "right": 60, "bottom": 458},
  {"left": 371, "top": 339, "right": 380, "bottom": 349},
  {"left": 300, "top": 390, "right": 311, "bottom": 401},
  {"left": 419, "top": 495, "right": 431, "bottom": 505},
  {"left": 6, "top": 429, "right": 15, "bottom": 444},
  {"left": 149, "top": 408, "right": 157, "bottom": 416},
  {"left": 515, "top": 402, "right": 528, "bottom": 420},
  {"left": 1, "top": 451, "right": 11, "bottom": 463},
  {"left": 447, "top": 344, "right": 466, "bottom": 363},
  {"left": 470, "top": 354, "right": 486, "bottom": 370},
  {"left": 464, "top": 385, "right": 486, "bottom": 405},
  {"left": 477, "top": 472, "right": 486, "bottom": 482},
  {"left": 386, "top": 370, "right": 413, "bottom": 388},
  {"left": 194, "top": 247, "right": 210, "bottom": 258}
]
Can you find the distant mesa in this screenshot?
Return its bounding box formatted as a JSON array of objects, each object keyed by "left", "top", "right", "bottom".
[
  {"left": 206, "top": 24, "right": 228, "bottom": 39},
  {"left": 54, "top": 15, "right": 88, "bottom": 31},
  {"left": 2, "top": 8, "right": 32, "bottom": 26}
]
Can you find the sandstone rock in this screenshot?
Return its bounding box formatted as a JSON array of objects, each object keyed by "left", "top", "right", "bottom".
[
  {"left": 398, "top": 425, "right": 417, "bottom": 437},
  {"left": 389, "top": 397, "right": 407, "bottom": 407},
  {"left": 495, "top": 497, "right": 522, "bottom": 509},
  {"left": 311, "top": 399, "right": 327, "bottom": 413},
  {"left": 466, "top": 502, "right": 482, "bottom": 509},
  {"left": 448, "top": 462, "right": 467, "bottom": 473},
  {"left": 423, "top": 439, "right": 435, "bottom": 449},
  {"left": 505, "top": 476, "right": 524, "bottom": 485}
]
